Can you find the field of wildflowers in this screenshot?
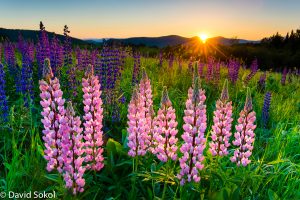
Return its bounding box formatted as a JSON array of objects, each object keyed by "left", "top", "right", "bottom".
[{"left": 0, "top": 25, "right": 299, "bottom": 200}]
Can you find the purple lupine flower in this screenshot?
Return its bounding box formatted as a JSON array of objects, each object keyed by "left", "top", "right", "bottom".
[
  {"left": 82, "top": 64, "right": 104, "bottom": 171},
  {"left": 39, "top": 58, "right": 67, "bottom": 172},
  {"left": 4, "top": 42, "right": 17, "bottom": 75},
  {"left": 258, "top": 72, "right": 267, "bottom": 90},
  {"left": 228, "top": 58, "right": 240, "bottom": 84},
  {"left": 262, "top": 92, "right": 271, "bottom": 128},
  {"left": 21, "top": 61, "right": 34, "bottom": 106},
  {"left": 244, "top": 59, "right": 259, "bottom": 85},
  {"left": 132, "top": 52, "right": 141, "bottom": 86},
  {"left": 62, "top": 101, "right": 86, "bottom": 194},
  {"left": 178, "top": 76, "right": 207, "bottom": 185},
  {"left": 50, "top": 35, "right": 64, "bottom": 76},
  {"left": 231, "top": 88, "right": 256, "bottom": 167},
  {"left": 75, "top": 47, "right": 83, "bottom": 70},
  {"left": 90, "top": 50, "right": 98, "bottom": 67},
  {"left": 37, "top": 22, "right": 51, "bottom": 78},
  {"left": 198, "top": 62, "right": 205, "bottom": 78},
  {"left": 4, "top": 42, "right": 21, "bottom": 92},
  {"left": 63, "top": 25, "right": 73, "bottom": 67},
  {"left": 214, "top": 61, "right": 221, "bottom": 85},
  {"left": 0, "top": 63, "right": 9, "bottom": 122},
  {"left": 281, "top": 67, "right": 287, "bottom": 85},
  {"left": 209, "top": 80, "right": 233, "bottom": 156},
  {"left": 67, "top": 64, "right": 78, "bottom": 97},
  {"left": 153, "top": 87, "right": 178, "bottom": 162},
  {"left": 0, "top": 44, "right": 2, "bottom": 62},
  {"left": 206, "top": 57, "right": 214, "bottom": 82},
  {"left": 18, "top": 36, "right": 34, "bottom": 105}
]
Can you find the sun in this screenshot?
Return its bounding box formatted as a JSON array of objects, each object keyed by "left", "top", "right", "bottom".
[{"left": 199, "top": 33, "right": 208, "bottom": 43}]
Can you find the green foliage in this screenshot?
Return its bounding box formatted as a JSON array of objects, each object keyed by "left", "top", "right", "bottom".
[{"left": 0, "top": 56, "right": 299, "bottom": 200}]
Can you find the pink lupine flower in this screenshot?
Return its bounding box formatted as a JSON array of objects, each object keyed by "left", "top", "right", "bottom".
[
  {"left": 209, "top": 79, "right": 233, "bottom": 156},
  {"left": 178, "top": 77, "right": 207, "bottom": 185},
  {"left": 82, "top": 64, "right": 104, "bottom": 171},
  {"left": 39, "top": 58, "right": 67, "bottom": 172},
  {"left": 62, "top": 101, "right": 86, "bottom": 194},
  {"left": 153, "top": 87, "right": 178, "bottom": 162},
  {"left": 139, "top": 69, "right": 154, "bottom": 152},
  {"left": 127, "top": 88, "right": 148, "bottom": 157},
  {"left": 231, "top": 88, "right": 256, "bottom": 166}
]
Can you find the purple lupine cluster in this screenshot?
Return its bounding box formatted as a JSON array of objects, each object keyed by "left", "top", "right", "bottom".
[
  {"left": 132, "top": 52, "right": 141, "bottom": 86},
  {"left": 95, "top": 46, "right": 125, "bottom": 91},
  {"left": 94, "top": 46, "right": 125, "bottom": 122},
  {"left": 198, "top": 61, "right": 205, "bottom": 78},
  {"left": 258, "top": 72, "right": 267, "bottom": 90},
  {"left": 4, "top": 42, "right": 21, "bottom": 92},
  {"left": 50, "top": 36, "right": 64, "bottom": 76},
  {"left": 0, "top": 63, "right": 9, "bottom": 122},
  {"left": 17, "top": 35, "right": 35, "bottom": 105},
  {"left": 20, "top": 59, "right": 34, "bottom": 106},
  {"left": 63, "top": 25, "right": 73, "bottom": 67},
  {"left": 206, "top": 57, "right": 214, "bottom": 82},
  {"left": 281, "top": 67, "right": 287, "bottom": 85},
  {"left": 67, "top": 64, "right": 78, "bottom": 97},
  {"left": 228, "top": 58, "right": 240, "bottom": 84},
  {"left": 244, "top": 59, "right": 259, "bottom": 85},
  {"left": 213, "top": 61, "right": 221, "bottom": 85},
  {"left": 36, "top": 22, "right": 51, "bottom": 78},
  {"left": 4, "top": 42, "right": 17, "bottom": 75},
  {"left": 262, "top": 92, "right": 272, "bottom": 128}
]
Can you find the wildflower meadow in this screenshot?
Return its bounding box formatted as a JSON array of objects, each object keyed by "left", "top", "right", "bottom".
[{"left": 0, "top": 22, "right": 299, "bottom": 200}]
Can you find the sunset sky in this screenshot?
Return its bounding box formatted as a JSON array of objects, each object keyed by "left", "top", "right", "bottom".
[{"left": 0, "top": 0, "right": 299, "bottom": 40}]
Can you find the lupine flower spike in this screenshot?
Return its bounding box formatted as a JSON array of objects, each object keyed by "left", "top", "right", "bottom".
[
  {"left": 139, "top": 69, "right": 153, "bottom": 152},
  {"left": 39, "top": 58, "right": 67, "bottom": 172},
  {"left": 0, "top": 63, "right": 9, "bottom": 122},
  {"left": 127, "top": 88, "right": 148, "bottom": 157},
  {"left": 62, "top": 101, "right": 86, "bottom": 194},
  {"left": 231, "top": 88, "right": 256, "bottom": 166},
  {"left": 82, "top": 64, "right": 104, "bottom": 171},
  {"left": 262, "top": 92, "right": 272, "bottom": 128},
  {"left": 153, "top": 87, "right": 178, "bottom": 162},
  {"left": 209, "top": 79, "right": 233, "bottom": 156},
  {"left": 178, "top": 76, "right": 207, "bottom": 185}
]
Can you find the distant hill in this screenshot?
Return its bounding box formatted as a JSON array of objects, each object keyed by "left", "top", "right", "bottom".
[
  {"left": 0, "top": 28, "right": 92, "bottom": 46},
  {"left": 207, "top": 36, "right": 260, "bottom": 45},
  {"left": 88, "top": 35, "right": 259, "bottom": 48}
]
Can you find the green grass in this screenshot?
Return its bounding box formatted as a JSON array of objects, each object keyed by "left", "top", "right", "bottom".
[{"left": 0, "top": 56, "right": 299, "bottom": 200}]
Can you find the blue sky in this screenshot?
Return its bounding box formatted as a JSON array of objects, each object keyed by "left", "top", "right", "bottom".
[{"left": 0, "top": 0, "right": 299, "bottom": 39}]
